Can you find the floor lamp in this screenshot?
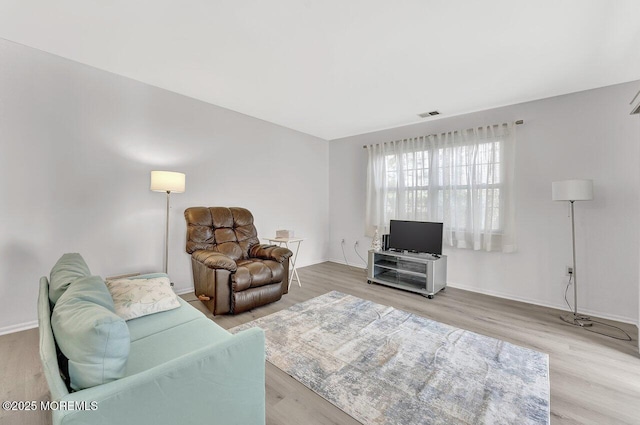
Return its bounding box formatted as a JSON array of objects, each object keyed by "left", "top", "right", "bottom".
[
  {"left": 552, "top": 179, "right": 593, "bottom": 327},
  {"left": 151, "top": 171, "right": 186, "bottom": 275}
]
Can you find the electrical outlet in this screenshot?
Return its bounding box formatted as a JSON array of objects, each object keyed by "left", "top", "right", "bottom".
[
  {"left": 566, "top": 266, "right": 574, "bottom": 276},
  {"left": 341, "top": 238, "right": 345, "bottom": 244}
]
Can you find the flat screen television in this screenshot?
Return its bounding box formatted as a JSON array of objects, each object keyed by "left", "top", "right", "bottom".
[{"left": 389, "top": 220, "right": 443, "bottom": 255}]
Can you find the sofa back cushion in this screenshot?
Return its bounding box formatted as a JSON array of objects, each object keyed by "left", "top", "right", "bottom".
[
  {"left": 184, "top": 207, "right": 259, "bottom": 261},
  {"left": 51, "top": 275, "right": 130, "bottom": 391},
  {"left": 49, "top": 253, "right": 91, "bottom": 305},
  {"left": 38, "top": 277, "right": 70, "bottom": 400}
]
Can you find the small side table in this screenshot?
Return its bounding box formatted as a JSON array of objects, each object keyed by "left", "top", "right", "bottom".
[{"left": 265, "top": 237, "right": 303, "bottom": 290}]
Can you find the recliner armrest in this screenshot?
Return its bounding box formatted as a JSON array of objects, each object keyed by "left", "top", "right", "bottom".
[
  {"left": 249, "top": 244, "right": 293, "bottom": 263},
  {"left": 192, "top": 250, "right": 237, "bottom": 272}
]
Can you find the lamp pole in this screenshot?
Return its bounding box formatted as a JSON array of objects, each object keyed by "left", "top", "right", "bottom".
[
  {"left": 552, "top": 179, "right": 593, "bottom": 328},
  {"left": 570, "top": 200, "right": 578, "bottom": 318},
  {"left": 150, "top": 170, "right": 185, "bottom": 279},
  {"left": 567, "top": 199, "right": 591, "bottom": 327},
  {"left": 164, "top": 190, "right": 171, "bottom": 274}
]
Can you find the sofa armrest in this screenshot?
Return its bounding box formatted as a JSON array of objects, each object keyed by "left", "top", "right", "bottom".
[
  {"left": 192, "top": 250, "right": 237, "bottom": 272},
  {"left": 249, "top": 244, "right": 292, "bottom": 263},
  {"left": 53, "top": 328, "right": 265, "bottom": 425}
]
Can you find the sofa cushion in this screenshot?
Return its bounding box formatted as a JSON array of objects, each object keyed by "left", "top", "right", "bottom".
[
  {"left": 49, "top": 253, "right": 91, "bottom": 305},
  {"left": 51, "top": 275, "right": 130, "bottom": 391},
  {"left": 127, "top": 297, "right": 206, "bottom": 342},
  {"left": 125, "top": 317, "right": 231, "bottom": 376},
  {"left": 106, "top": 276, "right": 180, "bottom": 321}
]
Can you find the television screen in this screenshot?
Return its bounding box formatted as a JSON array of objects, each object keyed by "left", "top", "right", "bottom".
[{"left": 389, "top": 220, "right": 443, "bottom": 255}]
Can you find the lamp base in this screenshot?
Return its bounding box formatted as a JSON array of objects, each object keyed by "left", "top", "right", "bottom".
[{"left": 560, "top": 313, "right": 593, "bottom": 327}]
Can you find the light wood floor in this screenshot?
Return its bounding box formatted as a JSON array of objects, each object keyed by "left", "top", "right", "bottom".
[{"left": 1, "top": 262, "right": 639, "bottom": 425}]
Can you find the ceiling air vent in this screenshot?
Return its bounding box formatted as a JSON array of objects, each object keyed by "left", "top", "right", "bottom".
[{"left": 418, "top": 111, "right": 440, "bottom": 118}]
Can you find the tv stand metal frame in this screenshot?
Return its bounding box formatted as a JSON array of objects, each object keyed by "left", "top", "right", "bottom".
[{"left": 367, "top": 250, "right": 447, "bottom": 299}]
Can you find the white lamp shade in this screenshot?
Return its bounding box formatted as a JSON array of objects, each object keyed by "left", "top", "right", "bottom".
[
  {"left": 150, "top": 171, "right": 185, "bottom": 193},
  {"left": 552, "top": 179, "right": 593, "bottom": 201}
]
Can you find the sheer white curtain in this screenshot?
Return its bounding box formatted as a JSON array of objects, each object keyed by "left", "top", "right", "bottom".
[{"left": 365, "top": 123, "right": 516, "bottom": 253}]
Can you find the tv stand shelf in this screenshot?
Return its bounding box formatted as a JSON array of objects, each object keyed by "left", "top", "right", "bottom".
[{"left": 367, "top": 250, "right": 447, "bottom": 298}]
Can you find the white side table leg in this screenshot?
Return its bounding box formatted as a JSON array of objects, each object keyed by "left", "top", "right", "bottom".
[
  {"left": 265, "top": 237, "right": 304, "bottom": 290},
  {"left": 287, "top": 241, "right": 302, "bottom": 290}
]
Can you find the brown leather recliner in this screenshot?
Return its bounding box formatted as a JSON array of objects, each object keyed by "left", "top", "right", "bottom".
[{"left": 184, "top": 207, "right": 293, "bottom": 315}]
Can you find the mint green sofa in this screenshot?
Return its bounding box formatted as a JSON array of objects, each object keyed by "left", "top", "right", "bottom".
[{"left": 38, "top": 254, "right": 266, "bottom": 425}]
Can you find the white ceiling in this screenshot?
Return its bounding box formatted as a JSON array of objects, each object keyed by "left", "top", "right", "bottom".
[{"left": 1, "top": 0, "right": 639, "bottom": 140}]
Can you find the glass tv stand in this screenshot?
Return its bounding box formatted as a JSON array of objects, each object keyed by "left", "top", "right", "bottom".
[{"left": 367, "top": 250, "right": 447, "bottom": 298}]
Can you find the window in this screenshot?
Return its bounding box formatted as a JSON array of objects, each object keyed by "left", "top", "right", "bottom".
[{"left": 365, "top": 123, "right": 516, "bottom": 253}]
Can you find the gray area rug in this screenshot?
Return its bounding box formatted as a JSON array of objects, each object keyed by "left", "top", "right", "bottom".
[{"left": 230, "top": 291, "right": 550, "bottom": 425}]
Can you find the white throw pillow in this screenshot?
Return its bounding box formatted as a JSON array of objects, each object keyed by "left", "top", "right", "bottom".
[{"left": 105, "top": 276, "right": 180, "bottom": 321}]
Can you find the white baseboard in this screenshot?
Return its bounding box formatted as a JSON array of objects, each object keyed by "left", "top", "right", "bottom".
[
  {"left": 173, "top": 287, "right": 194, "bottom": 296},
  {"left": 0, "top": 288, "right": 218, "bottom": 335},
  {"left": 6, "top": 261, "right": 630, "bottom": 336},
  {"left": 173, "top": 258, "right": 330, "bottom": 296},
  {"left": 327, "top": 260, "right": 637, "bottom": 326},
  {"left": 327, "top": 258, "right": 367, "bottom": 270},
  {"left": 0, "top": 320, "right": 38, "bottom": 336},
  {"left": 296, "top": 258, "right": 331, "bottom": 268},
  {"left": 443, "top": 282, "right": 637, "bottom": 326}
]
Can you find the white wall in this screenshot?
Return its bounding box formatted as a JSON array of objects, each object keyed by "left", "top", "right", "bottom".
[
  {"left": 0, "top": 39, "right": 329, "bottom": 333},
  {"left": 1, "top": 37, "right": 637, "bottom": 333},
  {"left": 329, "top": 81, "right": 640, "bottom": 324}
]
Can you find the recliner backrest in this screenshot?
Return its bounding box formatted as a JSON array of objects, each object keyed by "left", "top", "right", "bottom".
[{"left": 184, "top": 207, "right": 260, "bottom": 261}]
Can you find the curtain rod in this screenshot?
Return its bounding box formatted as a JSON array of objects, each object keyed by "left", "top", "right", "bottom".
[{"left": 362, "top": 119, "right": 524, "bottom": 149}]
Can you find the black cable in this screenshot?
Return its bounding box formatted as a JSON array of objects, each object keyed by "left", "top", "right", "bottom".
[
  {"left": 353, "top": 242, "right": 368, "bottom": 271},
  {"left": 581, "top": 319, "right": 632, "bottom": 341},
  {"left": 341, "top": 240, "right": 362, "bottom": 273},
  {"left": 562, "top": 273, "right": 632, "bottom": 341},
  {"left": 564, "top": 274, "right": 573, "bottom": 311}
]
